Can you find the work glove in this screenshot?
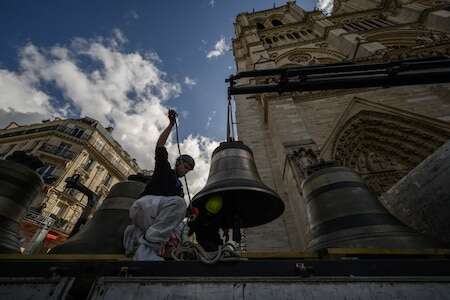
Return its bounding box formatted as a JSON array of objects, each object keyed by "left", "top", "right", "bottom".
[{"left": 168, "top": 109, "right": 177, "bottom": 125}]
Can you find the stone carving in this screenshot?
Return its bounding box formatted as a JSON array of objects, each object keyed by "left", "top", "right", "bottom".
[
  {"left": 288, "top": 53, "right": 313, "bottom": 65},
  {"left": 276, "top": 47, "right": 346, "bottom": 67},
  {"left": 286, "top": 141, "right": 323, "bottom": 182},
  {"left": 331, "top": 110, "right": 450, "bottom": 194}
]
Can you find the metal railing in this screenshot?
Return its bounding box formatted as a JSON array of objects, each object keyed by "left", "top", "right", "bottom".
[
  {"left": 0, "top": 124, "right": 90, "bottom": 140},
  {"left": 55, "top": 125, "right": 90, "bottom": 140},
  {"left": 23, "top": 209, "right": 53, "bottom": 227},
  {"left": 24, "top": 208, "right": 74, "bottom": 235},
  {"left": 39, "top": 143, "right": 76, "bottom": 160}
]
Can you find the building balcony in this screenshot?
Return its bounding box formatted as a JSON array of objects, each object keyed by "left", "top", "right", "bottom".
[
  {"left": 55, "top": 125, "right": 90, "bottom": 140},
  {"left": 23, "top": 208, "right": 55, "bottom": 228},
  {"left": 24, "top": 208, "right": 75, "bottom": 235},
  {"left": 38, "top": 143, "right": 76, "bottom": 160}
]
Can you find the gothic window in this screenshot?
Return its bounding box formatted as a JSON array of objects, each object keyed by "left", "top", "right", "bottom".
[
  {"left": 265, "top": 38, "right": 272, "bottom": 44},
  {"left": 293, "top": 32, "right": 300, "bottom": 39},
  {"left": 273, "top": 36, "right": 279, "bottom": 42},
  {"left": 257, "top": 23, "right": 265, "bottom": 30},
  {"left": 288, "top": 53, "right": 313, "bottom": 65},
  {"left": 271, "top": 19, "right": 283, "bottom": 27},
  {"left": 331, "top": 110, "right": 450, "bottom": 195},
  {"left": 286, "top": 33, "right": 294, "bottom": 40},
  {"left": 279, "top": 34, "right": 286, "bottom": 40}
]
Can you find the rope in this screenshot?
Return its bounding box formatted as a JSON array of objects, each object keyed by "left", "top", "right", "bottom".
[
  {"left": 171, "top": 240, "right": 240, "bottom": 264},
  {"left": 226, "top": 95, "right": 234, "bottom": 142},
  {"left": 174, "top": 118, "right": 192, "bottom": 208}
]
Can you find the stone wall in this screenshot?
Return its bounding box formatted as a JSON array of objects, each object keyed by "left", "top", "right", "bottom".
[{"left": 233, "top": 0, "right": 450, "bottom": 251}]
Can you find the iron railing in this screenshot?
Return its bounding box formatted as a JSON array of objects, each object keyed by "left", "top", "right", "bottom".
[
  {"left": 23, "top": 208, "right": 75, "bottom": 235},
  {"left": 0, "top": 124, "right": 90, "bottom": 140},
  {"left": 39, "top": 143, "right": 76, "bottom": 160}
]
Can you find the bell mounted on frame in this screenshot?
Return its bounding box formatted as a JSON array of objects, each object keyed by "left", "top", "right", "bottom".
[{"left": 192, "top": 141, "right": 285, "bottom": 229}]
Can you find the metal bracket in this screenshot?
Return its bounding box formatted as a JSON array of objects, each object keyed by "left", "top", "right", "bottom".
[{"left": 295, "top": 263, "right": 314, "bottom": 278}]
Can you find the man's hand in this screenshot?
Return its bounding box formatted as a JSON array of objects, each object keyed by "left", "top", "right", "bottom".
[{"left": 168, "top": 109, "right": 177, "bottom": 125}]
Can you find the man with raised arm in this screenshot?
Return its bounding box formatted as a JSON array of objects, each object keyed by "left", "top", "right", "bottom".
[{"left": 124, "top": 109, "right": 195, "bottom": 261}]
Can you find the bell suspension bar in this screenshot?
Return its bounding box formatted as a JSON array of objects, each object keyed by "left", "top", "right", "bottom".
[{"left": 226, "top": 56, "right": 450, "bottom": 95}]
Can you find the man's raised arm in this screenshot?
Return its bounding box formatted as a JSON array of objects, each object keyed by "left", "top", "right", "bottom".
[{"left": 157, "top": 109, "right": 177, "bottom": 147}]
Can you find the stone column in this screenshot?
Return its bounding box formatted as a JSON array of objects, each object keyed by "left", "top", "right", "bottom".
[{"left": 381, "top": 139, "right": 450, "bottom": 246}]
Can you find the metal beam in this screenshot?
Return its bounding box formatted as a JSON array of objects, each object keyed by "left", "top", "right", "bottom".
[{"left": 228, "top": 57, "right": 450, "bottom": 95}]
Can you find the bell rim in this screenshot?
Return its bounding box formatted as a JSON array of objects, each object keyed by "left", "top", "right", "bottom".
[{"left": 192, "top": 186, "right": 285, "bottom": 228}]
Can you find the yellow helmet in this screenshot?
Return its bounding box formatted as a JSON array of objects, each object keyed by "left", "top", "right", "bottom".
[{"left": 205, "top": 195, "right": 223, "bottom": 214}]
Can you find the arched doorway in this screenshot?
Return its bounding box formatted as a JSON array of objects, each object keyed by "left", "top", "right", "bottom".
[{"left": 331, "top": 110, "right": 450, "bottom": 194}]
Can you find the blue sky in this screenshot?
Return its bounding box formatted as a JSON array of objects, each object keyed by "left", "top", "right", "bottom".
[{"left": 0, "top": 0, "right": 316, "bottom": 193}]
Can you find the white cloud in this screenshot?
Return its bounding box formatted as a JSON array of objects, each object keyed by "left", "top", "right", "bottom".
[
  {"left": 205, "top": 110, "right": 216, "bottom": 129},
  {"left": 130, "top": 10, "right": 139, "bottom": 20},
  {"left": 144, "top": 51, "right": 162, "bottom": 63},
  {"left": 0, "top": 68, "right": 59, "bottom": 128},
  {"left": 184, "top": 76, "right": 197, "bottom": 88},
  {"left": 112, "top": 28, "right": 128, "bottom": 46},
  {"left": 209, "top": 0, "right": 216, "bottom": 8},
  {"left": 206, "top": 36, "right": 230, "bottom": 59},
  {"left": 125, "top": 10, "right": 139, "bottom": 21},
  {"left": 0, "top": 30, "right": 219, "bottom": 195},
  {"left": 317, "top": 0, "right": 333, "bottom": 15}
]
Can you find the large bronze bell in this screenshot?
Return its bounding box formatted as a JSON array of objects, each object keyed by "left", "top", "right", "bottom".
[
  {"left": 50, "top": 180, "right": 145, "bottom": 254},
  {"left": 303, "top": 165, "right": 439, "bottom": 250},
  {"left": 0, "top": 158, "right": 43, "bottom": 253},
  {"left": 192, "top": 141, "right": 284, "bottom": 228}
]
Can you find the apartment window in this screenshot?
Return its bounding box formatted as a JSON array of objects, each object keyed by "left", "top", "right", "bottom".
[
  {"left": 271, "top": 19, "right": 283, "bottom": 27},
  {"left": 72, "top": 127, "right": 85, "bottom": 138},
  {"left": 83, "top": 158, "right": 95, "bottom": 171},
  {"left": 0, "top": 144, "right": 16, "bottom": 156},
  {"left": 103, "top": 173, "right": 112, "bottom": 187},
  {"left": 37, "top": 163, "right": 56, "bottom": 177},
  {"left": 93, "top": 138, "right": 105, "bottom": 151},
  {"left": 52, "top": 201, "right": 68, "bottom": 218},
  {"left": 110, "top": 154, "right": 120, "bottom": 165},
  {"left": 57, "top": 142, "right": 72, "bottom": 154},
  {"left": 65, "top": 187, "right": 79, "bottom": 197},
  {"left": 24, "top": 140, "right": 40, "bottom": 152}
]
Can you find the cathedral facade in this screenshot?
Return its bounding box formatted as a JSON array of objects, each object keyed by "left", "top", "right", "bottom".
[{"left": 232, "top": 0, "right": 450, "bottom": 251}]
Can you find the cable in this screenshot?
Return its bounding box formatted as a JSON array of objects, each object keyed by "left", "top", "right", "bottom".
[
  {"left": 171, "top": 240, "right": 241, "bottom": 264},
  {"left": 174, "top": 118, "right": 192, "bottom": 210}
]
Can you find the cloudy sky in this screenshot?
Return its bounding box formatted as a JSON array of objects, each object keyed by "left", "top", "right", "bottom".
[{"left": 0, "top": 0, "right": 317, "bottom": 195}]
